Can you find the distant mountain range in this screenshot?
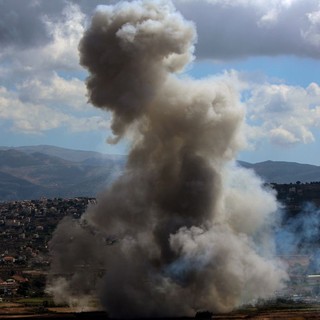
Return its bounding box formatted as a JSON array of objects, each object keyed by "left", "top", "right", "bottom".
[
  {"left": 0, "top": 145, "right": 320, "bottom": 201},
  {"left": 238, "top": 160, "right": 320, "bottom": 184},
  {"left": 0, "top": 146, "right": 126, "bottom": 201}
]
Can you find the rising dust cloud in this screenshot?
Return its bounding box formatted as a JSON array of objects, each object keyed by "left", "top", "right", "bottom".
[{"left": 47, "top": 1, "right": 288, "bottom": 317}]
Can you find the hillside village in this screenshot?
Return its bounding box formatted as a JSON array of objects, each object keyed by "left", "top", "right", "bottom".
[
  {"left": 0, "top": 197, "right": 95, "bottom": 298},
  {"left": 272, "top": 181, "right": 320, "bottom": 213},
  {"left": 0, "top": 182, "right": 319, "bottom": 301}
]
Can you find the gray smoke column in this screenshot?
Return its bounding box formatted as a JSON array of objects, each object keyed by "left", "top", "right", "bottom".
[{"left": 47, "top": 0, "right": 288, "bottom": 317}]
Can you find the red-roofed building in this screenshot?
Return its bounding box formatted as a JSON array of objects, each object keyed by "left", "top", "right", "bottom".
[
  {"left": 3, "top": 256, "right": 15, "bottom": 263},
  {"left": 12, "top": 274, "right": 28, "bottom": 283}
]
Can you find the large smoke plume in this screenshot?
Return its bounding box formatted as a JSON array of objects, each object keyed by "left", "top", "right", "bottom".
[{"left": 48, "top": 1, "right": 288, "bottom": 317}]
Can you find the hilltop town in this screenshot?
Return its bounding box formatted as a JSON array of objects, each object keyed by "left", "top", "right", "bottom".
[
  {"left": 0, "top": 182, "right": 320, "bottom": 301},
  {"left": 272, "top": 181, "right": 320, "bottom": 214},
  {"left": 0, "top": 197, "right": 95, "bottom": 299}
]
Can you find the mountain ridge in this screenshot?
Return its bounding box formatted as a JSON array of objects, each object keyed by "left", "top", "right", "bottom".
[
  {"left": 0, "top": 145, "right": 320, "bottom": 201},
  {"left": 241, "top": 160, "right": 320, "bottom": 183},
  {"left": 0, "top": 146, "right": 125, "bottom": 201},
  {"left": 0, "top": 145, "right": 125, "bottom": 162}
]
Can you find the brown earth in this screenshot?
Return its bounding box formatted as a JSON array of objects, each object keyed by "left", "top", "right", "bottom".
[{"left": 0, "top": 304, "right": 319, "bottom": 319}]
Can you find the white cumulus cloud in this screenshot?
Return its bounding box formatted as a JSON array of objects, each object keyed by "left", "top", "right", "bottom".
[
  {"left": 175, "top": 0, "right": 320, "bottom": 60},
  {"left": 17, "top": 73, "right": 88, "bottom": 111},
  {"left": 0, "top": 2, "right": 111, "bottom": 137},
  {"left": 245, "top": 81, "right": 320, "bottom": 146},
  {"left": 0, "top": 86, "right": 109, "bottom": 134},
  {"left": 9, "top": 3, "right": 85, "bottom": 73}
]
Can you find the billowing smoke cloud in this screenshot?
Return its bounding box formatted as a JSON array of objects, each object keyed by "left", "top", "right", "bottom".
[
  {"left": 48, "top": 0, "right": 288, "bottom": 317},
  {"left": 276, "top": 203, "right": 320, "bottom": 274}
]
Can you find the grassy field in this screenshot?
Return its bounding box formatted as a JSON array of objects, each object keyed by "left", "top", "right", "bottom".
[
  {"left": 15, "top": 297, "right": 56, "bottom": 307},
  {"left": 0, "top": 298, "right": 319, "bottom": 319}
]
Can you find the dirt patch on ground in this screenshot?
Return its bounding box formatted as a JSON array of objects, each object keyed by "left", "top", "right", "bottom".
[
  {"left": 0, "top": 305, "right": 319, "bottom": 319},
  {"left": 211, "top": 309, "right": 320, "bottom": 319},
  {"left": 0, "top": 304, "right": 31, "bottom": 316}
]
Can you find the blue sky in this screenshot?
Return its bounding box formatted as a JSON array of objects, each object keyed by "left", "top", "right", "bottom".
[
  {"left": 1, "top": 0, "right": 320, "bottom": 165},
  {"left": 188, "top": 56, "right": 320, "bottom": 164}
]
